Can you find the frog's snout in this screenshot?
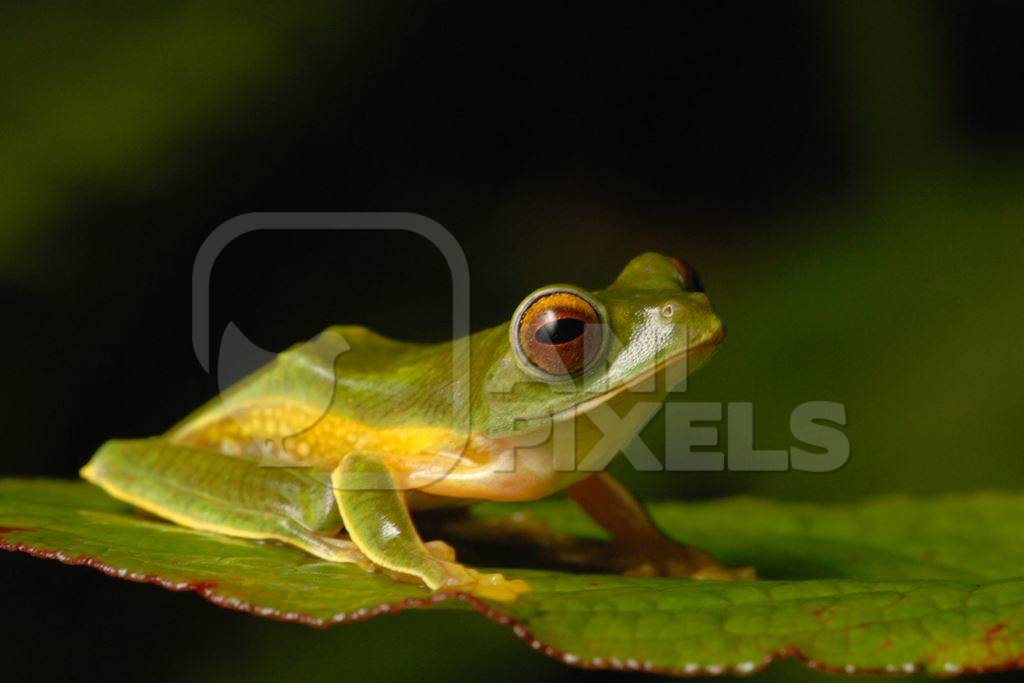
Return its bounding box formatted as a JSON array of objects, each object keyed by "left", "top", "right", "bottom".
[{"left": 658, "top": 293, "right": 725, "bottom": 346}]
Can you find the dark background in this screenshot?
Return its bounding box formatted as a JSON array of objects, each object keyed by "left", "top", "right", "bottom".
[{"left": 2, "top": 2, "right": 1023, "bottom": 681}]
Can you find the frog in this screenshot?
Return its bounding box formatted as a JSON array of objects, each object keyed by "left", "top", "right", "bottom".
[{"left": 81, "top": 252, "right": 752, "bottom": 602}]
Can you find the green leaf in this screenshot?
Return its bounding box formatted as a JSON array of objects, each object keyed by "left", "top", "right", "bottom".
[{"left": 2, "top": 479, "right": 1022, "bottom": 677}]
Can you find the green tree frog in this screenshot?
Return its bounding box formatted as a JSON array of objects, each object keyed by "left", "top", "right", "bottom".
[{"left": 81, "top": 253, "right": 751, "bottom": 601}]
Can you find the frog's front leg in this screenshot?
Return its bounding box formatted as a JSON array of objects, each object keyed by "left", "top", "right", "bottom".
[
  {"left": 566, "top": 473, "right": 754, "bottom": 580},
  {"left": 331, "top": 452, "right": 530, "bottom": 601}
]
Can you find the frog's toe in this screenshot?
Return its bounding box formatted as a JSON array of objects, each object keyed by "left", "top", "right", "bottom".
[
  {"left": 690, "top": 564, "right": 756, "bottom": 581},
  {"left": 465, "top": 572, "right": 531, "bottom": 602},
  {"left": 617, "top": 543, "right": 755, "bottom": 581},
  {"left": 623, "top": 558, "right": 755, "bottom": 581},
  {"left": 424, "top": 539, "right": 457, "bottom": 562},
  {"left": 431, "top": 561, "right": 530, "bottom": 602}
]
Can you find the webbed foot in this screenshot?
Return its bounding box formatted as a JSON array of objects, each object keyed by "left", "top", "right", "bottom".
[
  {"left": 431, "top": 561, "right": 532, "bottom": 601},
  {"left": 381, "top": 557, "right": 530, "bottom": 601}
]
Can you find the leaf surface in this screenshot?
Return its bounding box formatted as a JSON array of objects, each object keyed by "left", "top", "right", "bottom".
[{"left": 2, "top": 479, "right": 1022, "bottom": 676}]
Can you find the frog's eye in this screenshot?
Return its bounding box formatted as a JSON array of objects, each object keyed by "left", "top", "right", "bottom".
[
  {"left": 511, "top": 288, "right": 607, "bottom": 379},
  {"left": 668, "top": 256, "right": 704, "bottom": 292}
]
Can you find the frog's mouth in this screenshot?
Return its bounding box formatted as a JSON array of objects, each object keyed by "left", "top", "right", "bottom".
[{"left": 529, "top": 335, "right": 723, "bottom": 424}]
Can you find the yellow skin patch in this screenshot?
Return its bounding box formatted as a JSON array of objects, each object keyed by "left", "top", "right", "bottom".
[{"left": 174, "top": 401, "right": 466, "bottom": 465}]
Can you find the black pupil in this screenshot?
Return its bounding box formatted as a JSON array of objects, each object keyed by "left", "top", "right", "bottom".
[{"left": 535, "top": 317, "right": 585, "bottom": 345}]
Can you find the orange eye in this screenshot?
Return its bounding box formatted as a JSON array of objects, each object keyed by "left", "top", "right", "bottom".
[{"left": 511, "top": 289, "right": 607, "bottom": 379}]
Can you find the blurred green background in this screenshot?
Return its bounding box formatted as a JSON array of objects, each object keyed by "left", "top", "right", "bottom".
[{"left": 2, "top": 1, "right": 1022, "bottom": 681}]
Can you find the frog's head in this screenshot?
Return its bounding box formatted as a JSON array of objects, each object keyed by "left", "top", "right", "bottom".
[{"left": 479, "top": 253, "right": 724, "bottom": 437}]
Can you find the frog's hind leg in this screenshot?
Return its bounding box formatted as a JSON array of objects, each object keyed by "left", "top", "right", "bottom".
[
  {"left": 81, "top": 439, "right": 372, "bottom": 569},
  {"left": 331, "top": 451, "right": 529, "bottom": 601}
]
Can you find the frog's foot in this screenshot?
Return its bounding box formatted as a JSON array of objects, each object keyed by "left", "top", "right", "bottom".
[
  {"left": 538, "top": 538, "right": 754, "bottom": 580},
  {"left": 380, "top": 558, "right": 530, "bottom": 601},
  {"left": 387, "top": 540, "right": 530, "bottom": 600},
  {"left": 563, "top": 474, "right": 756, "bottom": 580},
  {"left": 429, "top": 560, "right": 532, "bottom": 602},
  {"left": 616, "top": 543, "right": 755, "bottom": 581}
]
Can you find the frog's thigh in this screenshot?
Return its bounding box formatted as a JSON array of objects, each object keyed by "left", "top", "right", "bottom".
[
  {"left": 331, "top": 451, "right": 529, "bottom": 601},
  {"left": 81, "top": 439, "right": 370, "bottom": 568}
]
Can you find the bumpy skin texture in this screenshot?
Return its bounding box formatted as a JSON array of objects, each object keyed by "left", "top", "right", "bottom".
[{"left": 82, "top": 253, "right": 745, "bottom": 598}]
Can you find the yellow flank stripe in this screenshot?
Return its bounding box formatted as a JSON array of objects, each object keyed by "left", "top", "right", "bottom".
[{"left": 172, "top": 398, "right": 488, "bottom": 469}]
